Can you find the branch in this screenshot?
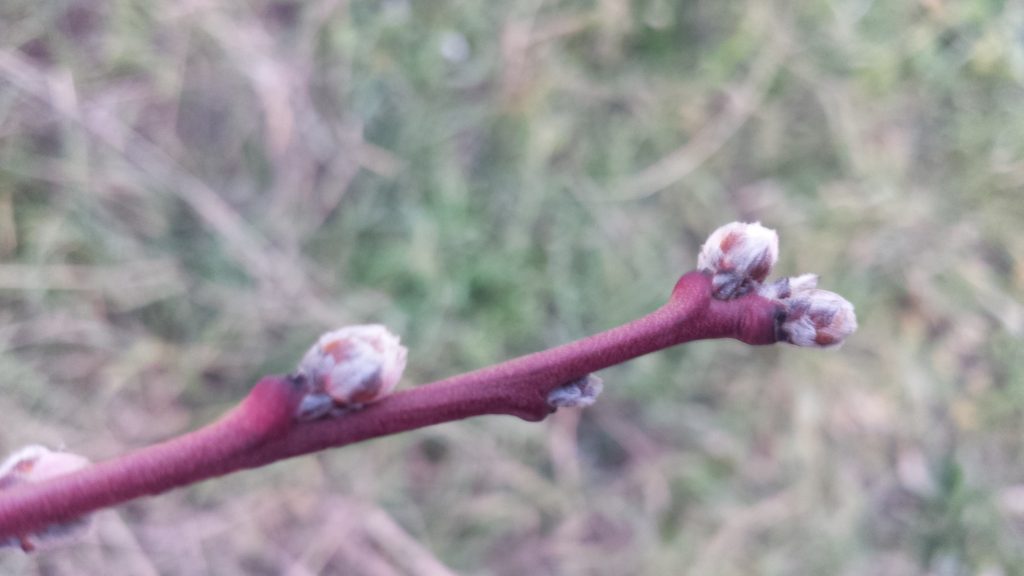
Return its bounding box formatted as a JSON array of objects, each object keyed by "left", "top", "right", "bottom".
[
  {"left": 222, "top": 270, "right": 781, "bottom": 473},
  {"left": 0, "top": 376, "right": 304, "bottom": 549},
  {"left": 0, "top": 222, "right": 857, "bottom": 551}
]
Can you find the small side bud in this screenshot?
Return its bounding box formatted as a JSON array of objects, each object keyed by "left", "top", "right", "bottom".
[
  {"left": 296, "top": 324, "right": 408, "bottom": 419},
  {"left": 757, "top": 273, "right": 818, "bottom": 300},
  {"left": 778, "top": 289, "right": 857, "bottom": 348},
  {"left": 295, "top": 392, "right": 337, "bottom": 421},
  {"left": 547, "top": 375, "right": 604, "bottom": 409},
  {"left": 698, "top": 222, "right": 779, "bottom": 300},
  {"left": 0, "top": 445, "right": 92, "bottom": 551}
]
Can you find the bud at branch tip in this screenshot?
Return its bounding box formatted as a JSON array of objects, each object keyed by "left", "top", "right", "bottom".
[
  {"left": 698, "top": 221, "right": 779, "bottom": 300},
  {"left": 775, "top": 288, "right": 858, "bottom": 349},
  {"left": 696, "top": 221, "right": 857, "bottom": 348}
]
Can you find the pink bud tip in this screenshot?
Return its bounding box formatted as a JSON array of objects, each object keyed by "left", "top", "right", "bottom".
[
  {"left": 697, "top": 222, "right": 779, "bottom": 299},
  {"left": 1, "top": 445, "right": 92, "bottom": 551},
  {"left": 296, "top": 324, "right": 408, "bottom": 416},
  {"left": 778, "top": 289, "right": 858, "bottom": 349}
]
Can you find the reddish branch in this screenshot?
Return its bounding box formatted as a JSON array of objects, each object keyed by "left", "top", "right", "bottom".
[{"left": 0, "top": 271, "right": 783, "bottom": 543}]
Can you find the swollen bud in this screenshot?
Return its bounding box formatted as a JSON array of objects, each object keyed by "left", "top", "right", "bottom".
[
  {"left": 296, "top": 324, "right": 408, "bottom": 419},
  {"left": 777, "top": 289, "right": 858, "bottom": 349},
  {"left": 697, "top": 221, "right": 779, "bottom": 299},
  {"left": 0, "top": 445, "right": 92, "bottom": 551}
]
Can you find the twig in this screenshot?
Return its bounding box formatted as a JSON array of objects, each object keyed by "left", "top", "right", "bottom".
[
  {"left": 0, "top": 377, "right": 304, "bottom": 545},
  {"left": 0, "top": 222, "right": 858, "bottom": 551},
  {"left": 0, "top": 271, "right": 779, "bottom": 542}
]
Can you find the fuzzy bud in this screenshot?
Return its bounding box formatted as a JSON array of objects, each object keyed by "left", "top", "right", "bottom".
[
  {"left": 757, "top": 273, "right": 818, "bottom": 300},
  {"left": 697, "top": 222, "right": 779, "bottom": 299},
  {"left": 547, "top": 375, "right": 604, "bottom": 409},
  {"left": 296, "top": 324, "right": 408, "bottom": 419},
  {"left": 777, "top": 289, "right": 857, "bottom": 348},
  {"left": 0, "top": 445, "right": 92, "bottom": 551}
]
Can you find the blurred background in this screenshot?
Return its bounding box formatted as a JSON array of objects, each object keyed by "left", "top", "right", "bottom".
[{"left": 1, "top": 0, "right": 1023, "bottom": 574}]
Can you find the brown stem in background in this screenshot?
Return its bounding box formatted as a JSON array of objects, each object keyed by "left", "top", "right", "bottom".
[{"left": 0, "top": 271, "right": 783, "bottom": 543}]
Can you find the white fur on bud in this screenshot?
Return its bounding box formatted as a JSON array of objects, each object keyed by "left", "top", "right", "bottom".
[
  {"left": 757, "top": 273, "right": 818, "bottom": 300},
  {"left": 778, "top": 289, "right": 857, "bottom": 349},
  {"left": 296, "top": 324, "right": 407, "bottom": 419},
  {"left": 0, "top": 445, "right": 92, "bottom": 551},
  {"left": 698, "top": 222, "right": 780, "bottom": 299},
  {"left": 547, "top": 375, "right": 604, "bottom": 408}
]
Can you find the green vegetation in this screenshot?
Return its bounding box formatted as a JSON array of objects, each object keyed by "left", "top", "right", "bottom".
[{"left": 2, "top": 0, "right": 1024, "bottom": 573}]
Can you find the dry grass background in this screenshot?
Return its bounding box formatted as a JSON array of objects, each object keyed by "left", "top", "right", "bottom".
[{"left": 2, "top": 0, "right": 1024, "bottom": 574}]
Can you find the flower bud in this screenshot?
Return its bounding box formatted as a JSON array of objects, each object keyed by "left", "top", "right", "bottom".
[
  {"left": 778, "top": 289, "right": 858, "bottom": 348},
  {"left": 697, "top": 222, "right": 779, "bottom": 299},
  {"left": 0, "top": 445, "right": 92, "bottom": 551},
  {"left": 296, "top": 324, "right": 408, "bottom": 414}
]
